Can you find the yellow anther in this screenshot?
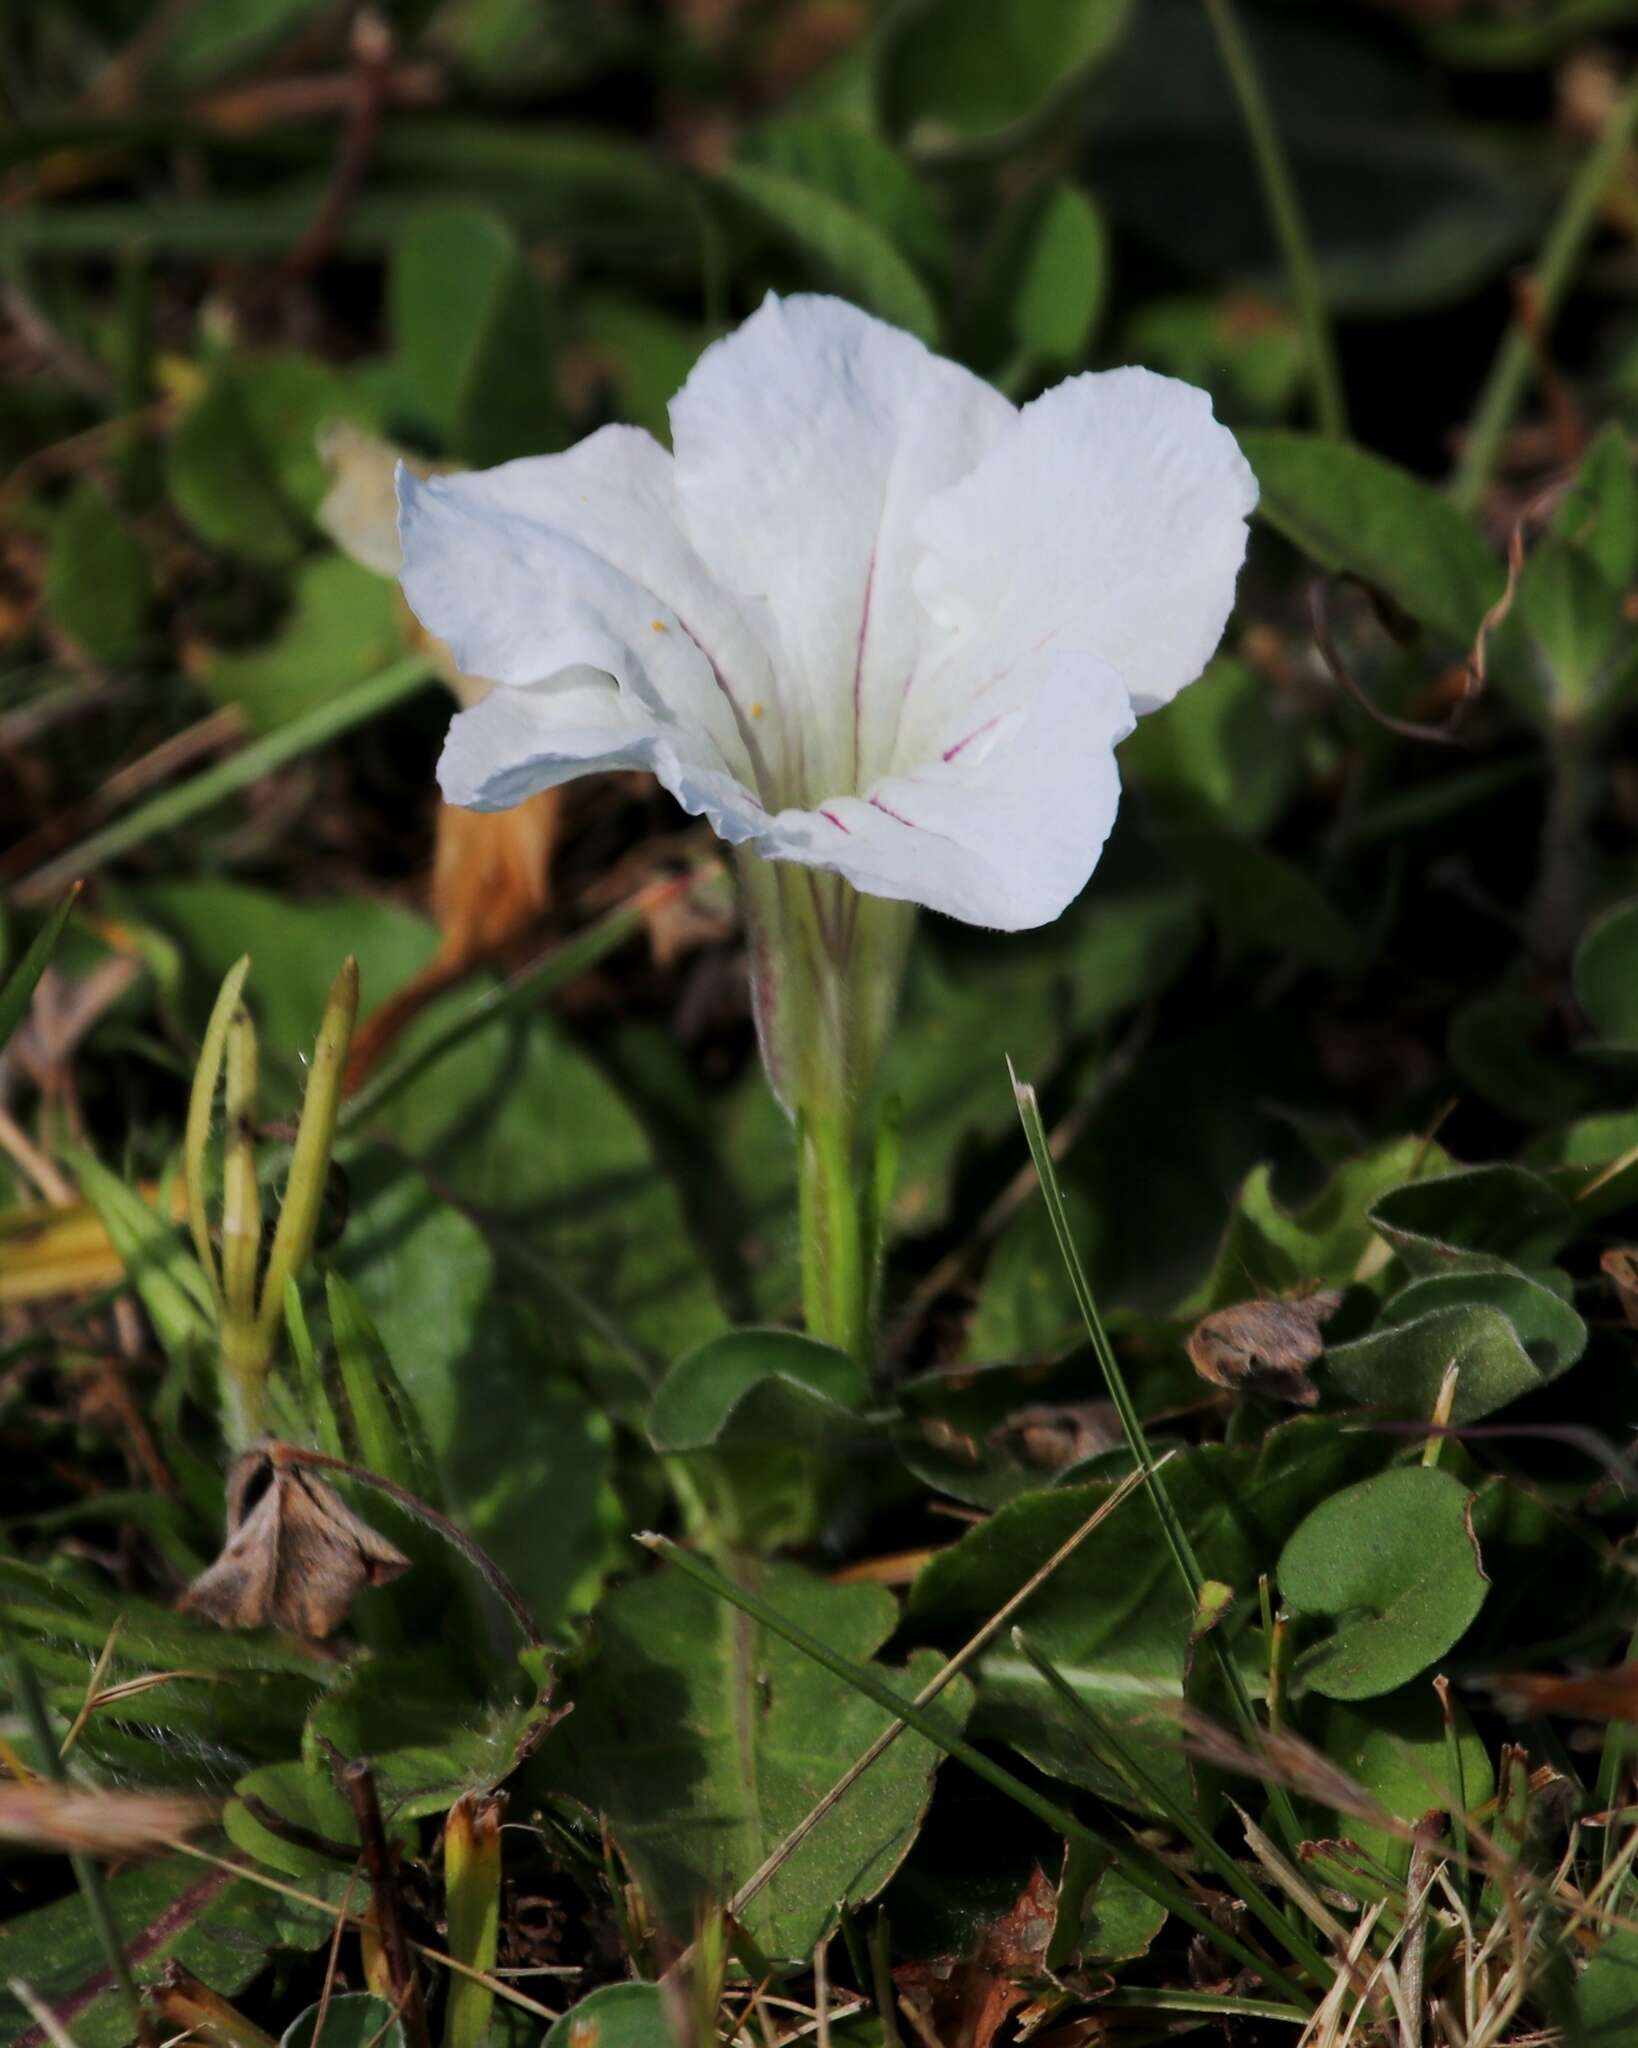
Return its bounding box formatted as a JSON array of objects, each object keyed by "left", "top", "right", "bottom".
[
  {"left": 650, "top": 619, "right": 668, "bottom": 633},
  {"left": 750, "top": 701, "right": 765, "bottom": 719}
]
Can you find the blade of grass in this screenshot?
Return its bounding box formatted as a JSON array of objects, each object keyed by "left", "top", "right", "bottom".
[
  {"left": 1010, "top": 1627, "right": 1335, "bottom": 1989},
  {"left": 0, "top": 886, "right": 80, "bottom": 1049},
  {"left": 1453, "top": 65, "right": 1638, "bottom": 510},
  {"left": 1200, "top": 0, "right": 1346, "bottom": 437},
  {"left": 633, "top": 1533, "right": 1318, "bottom": 2012},
  {"left": 1008, "top": 1065, "right": 1306, "bottom": 1852},
  {"left": 1097, "top": 1987, "right": 1309, "bottom": 2024},
  {"left": 13, "top": 656, "right": 434, "bottom": 904}
]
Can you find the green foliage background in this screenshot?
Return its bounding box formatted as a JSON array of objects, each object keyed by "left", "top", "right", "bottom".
[{"left": 6, "top": 1, "right": 1638, "bottom": 2043}]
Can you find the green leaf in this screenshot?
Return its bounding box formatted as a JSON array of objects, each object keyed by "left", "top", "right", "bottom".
[
  {"left": 0, "top": 1853, "right": 333, "bottom": 2048},
  {"left": 43, "top": 484, "right": 151, "bottom": 665},
  {"left": 1163, "top": 828, "right": 1364, "bottom": 973},
  {"left": 1449, "top": 985, "right": 1604, "bottom": 1123},
  {"left": 647, "top": 1329, "right": 872, "bottom": 1547},
  {"left": 309, "top": 1653, "right": 548, "bottom": 1820},
  {"left": 648, "top": 1329, "right": 866, "bottom": 1451},
  {"left": 539, "top": 1561, "right": 970, "bottom": 1960},
  {"left": 206, "top": 557, "right": 403, "bottom": 733},
  {"left": 736, "top": 118, "right": 950, "bottom": 278},
  {"left": 168, "top": 354, "right": 373, "bottom": 564},
  {"left": 1120, "top": 656, "right": 1301, "bottom": 838},
  {"left": 575, "top": 293, "right": 709, "bottom": 443},
  {"left": 718, "top": 159, "right": 940, "bottom": 342},
  {"left": 1010, "top": 184, "right": 1107, "bottom": 365},
  {"left": 1193, "top": 1138, "right": 1451, "bottom": 1312},
  {"left": 1579, "top": 1926, "right": 1638, "bottom": 2045},
  {"left": 0, "top": 889, "right": 78, "bottom": 1052},
  {"left": 283, "top": 1994, "right": 408, "bottom": 2048},
  {"left": 153, "top": 0, "right": 333, "bottom": 87},
  {"left": 226, "top": 1757, "right": 412, "bottom": 1883},
  {"left": 1305, "top": 1683, "right": 1493, "bottom": 1877},
  {"left": 1079, "top": 1861, "right": 1168, "bottom": 1965},
  {"left": 1326, "top": 1277, "right": 1586, "bottom": 1427},
  {"left": 1575, "top": 898, "right": 1638, "bottom": 1052},
  {"left": 1554, "top": 422, "right": 1638, "bottom": 590},
  {"left": 1241, "top": 431, "right": 1503, "bottom": 645},
  {"left": 1124, "top": 294, "right": 1304, "bottom": 422},
  {"left": 881, "top": 0, "right": 1134, "bottom": 150},
  {"left": 1087, "top": 0, "right": 1548, "bottom": 317},
  {"left": 66, "top": 1149, "right": 216, "bottom": 1384},
  {"left": 544, "top": 1984, "right": 667, "bottom": 2048},
  {"left": 1502, "top": 533, "right": 1634, "bottom": 720},
  {"left": 1367, "top": 1165, "right": 1577, "bottom": 1278},
  {"left": 389, "top": 202, "right": 564, "bottom": 463},
  {"left": 905, "top": 1429, "right": 1380, "bottom": 1809},
  {"left": 1277, "top": 1467, "right": 1488, "bottom": 1701}
]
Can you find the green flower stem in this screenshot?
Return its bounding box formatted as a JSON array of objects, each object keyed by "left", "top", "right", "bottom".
[
  {"left": 1201, "top": 0, "right": 1347, "bottom": 439},
  {"left": 799, "top": 1105, "right": 870, "bottom": 1364},
  {"left": 743, "top": 855, "right": 913, "bottom": 1366},
  {"left": 1454, "top": 67, "right": 1638, "bottom": 512}
]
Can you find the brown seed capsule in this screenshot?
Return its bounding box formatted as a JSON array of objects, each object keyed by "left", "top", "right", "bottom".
[
  {"left": 1186, "top": 1289, "right": 1344, "bottom": 1407},
  {"left": 179, "top": 1446, "right": 409, "bottom": 1639}
]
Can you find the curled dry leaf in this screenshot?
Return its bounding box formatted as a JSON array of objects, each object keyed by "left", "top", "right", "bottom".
[
  {"left": 1600, "top": 1248, "right": 1638, "bottom": 1329},
  {"left": 178, "top": 1445, "right": 409, "bottom": 1639},
  {"left": 0, "top": 1782, "right": 213, "bottom": 1858},
  {"left": 893, "top": 1865, "right": 1057, "bottom": 2048},
  {"left": 1187, "top": 1289, "right": 1344, "bottom": 1407}
]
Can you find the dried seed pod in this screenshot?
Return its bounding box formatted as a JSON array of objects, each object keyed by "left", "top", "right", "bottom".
[
  {"left": 1187, "top": 1289, "right": 1344, "bottom": 1407},
  {"left": 179, "top": 1446, "right": 409, "bottom": 1639}
]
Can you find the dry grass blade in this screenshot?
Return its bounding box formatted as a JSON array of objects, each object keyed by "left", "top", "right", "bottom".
[
  {"left": 161, "top": 1841, "right": 564, "bottom": 2025},
  {"left": 0, "top": 1783, "right": 213, "bottom": 1857},
  {"left": 1176, "top": 1707, "right": 1409, "bottom": 1840}
]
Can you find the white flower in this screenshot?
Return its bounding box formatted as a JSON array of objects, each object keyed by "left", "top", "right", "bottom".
[{"left": 397, "top": 293, "right": 1256, "bottom": 935}]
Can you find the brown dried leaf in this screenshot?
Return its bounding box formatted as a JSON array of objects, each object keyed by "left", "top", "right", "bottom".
[
  {"left": 0, "top": 1782, "right": 213, "bottom": 1858},
  {"left": 1601, "top": 1248, "right": 1638, "bottom": 1330},
  {"left": 893, "top": 1866, "right": 1057, "bottom": 2048},
  {"left": 1488, "top": 1662, "right": 1638, "bottom": 1723},
  {"left": 1186, "top": 1290, "right": 1343, "bottom": 1406},
  {"left": 988, "top": 1401, "right": 1121, "bottom": 1472},
  {"left": 178, "top": 1449, "right": 409, "bottom": 1639}
]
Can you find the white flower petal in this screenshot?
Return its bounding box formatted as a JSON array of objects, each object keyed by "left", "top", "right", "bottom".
[
  {"left": 669, "top": 293, "right": 1013, "bottom": 798},
  {"left": 398, "top": 424, "right": 776, "bottom": 789},
  {"left": 437, "top": 665, "right": 769, "bottom": 845},
  {"left": 908, "top": 366, "right": 1256, "bottom": 735},
  {"left": 750, "top": 649, "right": 1132, "bottom": 930}
]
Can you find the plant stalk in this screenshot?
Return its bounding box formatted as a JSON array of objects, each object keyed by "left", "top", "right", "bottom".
[
  {"left": 1454, "top": 67, "right": 1638, "bottom": 510},
  {"left": 1201, "top": 0, "right": 1347, "bottom": 438}
]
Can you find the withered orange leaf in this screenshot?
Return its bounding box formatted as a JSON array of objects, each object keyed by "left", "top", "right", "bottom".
[
  {"left": 1601, "top": 1248, "right": 1638, "bottom": 1330},
  {"left": 1187, "top": 1289, "right": 1343, "bottom": 1406},
  {"left": 179, "top": 1447, "right": 409, "bottom": 1639},
  {"left": 1488, "top": 1663, "right": 1638, "bottom": 1723},
  {"left": 894, "top": 1866, "right": 1057, "bottom": 2048}
]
